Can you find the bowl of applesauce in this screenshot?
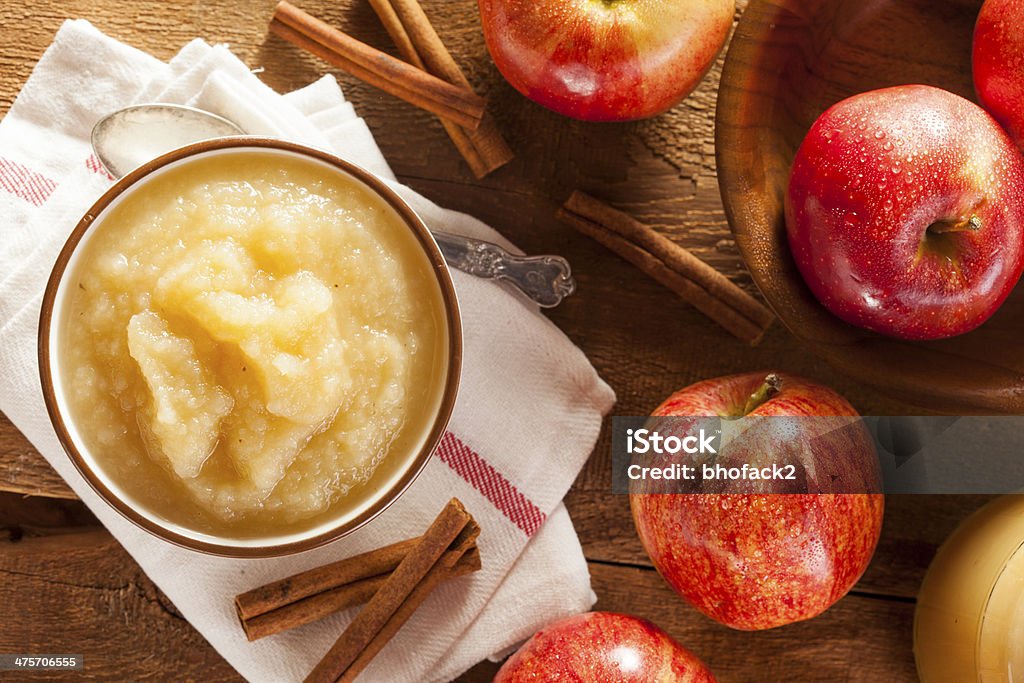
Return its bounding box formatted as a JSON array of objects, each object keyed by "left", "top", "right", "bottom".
[{"left": 38, "top": 138, "right": 461, "bottom": 557}]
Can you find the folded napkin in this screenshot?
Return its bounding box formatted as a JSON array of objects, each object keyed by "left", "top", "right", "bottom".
[{"left": 0, "top": 20, "right": 615, "bottom": 682}]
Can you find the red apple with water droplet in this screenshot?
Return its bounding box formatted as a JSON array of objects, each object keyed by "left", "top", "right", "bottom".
[
  {"left": 477, "top": 0, "right": 735, "bottom": 122},
  {"left": 785, "top": 84, "right": 1024, "bottom": 340},
  {"left": 974, "top": 0, "right": 1024, "bottom": 147},
  {"left": 493, "top": 612, "right": 716, "bottom": 682},
  {"left": 630, "top": 372, "right": 884, "bottom": 630}
]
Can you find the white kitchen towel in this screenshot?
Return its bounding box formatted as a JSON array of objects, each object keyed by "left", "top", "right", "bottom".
[{"left": 0, "top": 20, "right": 615, "bottom": 683}]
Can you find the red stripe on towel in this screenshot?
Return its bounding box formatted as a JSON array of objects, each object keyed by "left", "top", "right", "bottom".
[
  {"left": 85, "top": 153, "right": 115, "bottom": 180},
  {"left": 0, "top": 158, "right": 57, "bottom": 206},
  {"left": 436, "top": 432, "right": 546, "bottom": 537}
]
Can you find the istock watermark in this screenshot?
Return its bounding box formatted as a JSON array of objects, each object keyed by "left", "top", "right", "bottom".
[
  {"left": 625, "top": 428, "right": 717, "bottom": 455},
  {"left": 611, "top": 415, "right": 1024, "bottom": 495}
]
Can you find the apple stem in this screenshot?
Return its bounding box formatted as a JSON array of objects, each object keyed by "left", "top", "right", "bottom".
[
  {"left": 928, "top": 215, "right": 981, "bottom": 235},
  {"left": 740, "top": 373, "right": 782, "bottom": 416}
]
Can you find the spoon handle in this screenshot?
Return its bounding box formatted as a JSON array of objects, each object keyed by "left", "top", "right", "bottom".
[{"left": 431, "top": 231, "right": 576, "bottom": 308}]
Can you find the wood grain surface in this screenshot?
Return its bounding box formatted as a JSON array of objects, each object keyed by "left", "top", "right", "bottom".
[{"left": 0, "top": 0, "right": 990, "bottom": 681}]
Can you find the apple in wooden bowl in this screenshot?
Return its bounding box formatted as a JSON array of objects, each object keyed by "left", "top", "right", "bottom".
[
  {"left": 974, "top": 0, "right": 1024, "bottom": 148},
  {"left": 714, "top": 0, "right": 1024, "bottom": 413}
]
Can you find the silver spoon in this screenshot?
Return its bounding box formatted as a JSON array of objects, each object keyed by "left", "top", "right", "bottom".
[{"left": 91, "top": 104, "right": 575, "bottom": 308}]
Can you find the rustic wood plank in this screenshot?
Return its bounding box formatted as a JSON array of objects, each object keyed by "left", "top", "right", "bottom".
[
  {"left": 0, "top": 522, "right": 494, "bottom": 681},
  {"left": 0, "top": 529, "right": 240, "bottom": 681},
  {"left": 0, "top": 415, "right": 75, "bottom": 500},
  {"left": 0, "top": 527, "right": 916, "bottom": 683},
  {"left": 0, "top": 491, "right": 96, "bottom": 540},
  {"left": 590, "top": 561, "right": 917, "bottom": 683},
  {"left": 450, "top": 563, "right": 924, "bottom": 682}
]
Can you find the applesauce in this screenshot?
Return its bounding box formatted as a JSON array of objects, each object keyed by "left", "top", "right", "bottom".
[
  {"left": 58, "top": 150, "right": 449, "bottom": 538},
  {"left": 915, "top": 496, "right": 1024, "bottom": 682}
]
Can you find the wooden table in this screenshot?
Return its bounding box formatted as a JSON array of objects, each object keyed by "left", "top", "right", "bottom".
[{"left": 0, "top": 1, "right": 991, "bottom": 680}]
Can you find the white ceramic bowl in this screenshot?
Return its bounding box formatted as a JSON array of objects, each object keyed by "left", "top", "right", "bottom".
[{"left": 38, "top": 138, "right": 462, "bottom": 557}]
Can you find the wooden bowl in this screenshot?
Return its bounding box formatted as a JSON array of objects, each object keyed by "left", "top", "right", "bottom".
[{"left": 714, "top": 0, "right": 1024, "bottom": 414}]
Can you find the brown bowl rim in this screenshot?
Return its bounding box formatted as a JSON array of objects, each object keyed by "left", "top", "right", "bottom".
[{"left": 37, "top": 137, "right": 463, "bottom": 558}]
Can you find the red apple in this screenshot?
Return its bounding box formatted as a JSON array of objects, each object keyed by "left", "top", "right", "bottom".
[
  {"left": 785, "top": 85, "right": 1024, "bottom": 340},
  {"left": 477, "top": 0, "right": 735, "bottom": 122},
  {"left": 493, "top": 612, "right": 716, "bottom": 682},
  {"left": 974, "top": 0, "right": 1024, "bottom": 147},
  {"left": 630, "top": 372, "right": 884, "bottom": 631}
]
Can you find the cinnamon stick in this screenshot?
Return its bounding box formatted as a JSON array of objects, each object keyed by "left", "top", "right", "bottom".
[
  {"left": 270, "top": 2, "right": 485, "bottom": 131},
  {"left": 304, "top": 498, "right": 476, "bottom": 683},
  {"left": 235, "top": 530, "right": 480, "bottom": 641},
  {"left": 557, "top": 192, "right": 774, "bottom": 345},
  {"left": 338, "top": 523, "right": 480, "bottom": 682},
  {"left": 367, "top": 0, "right": 513, "bottom": 177},
  {"left": 237, "top": 537, "right": 421, "bottom": 623}
]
